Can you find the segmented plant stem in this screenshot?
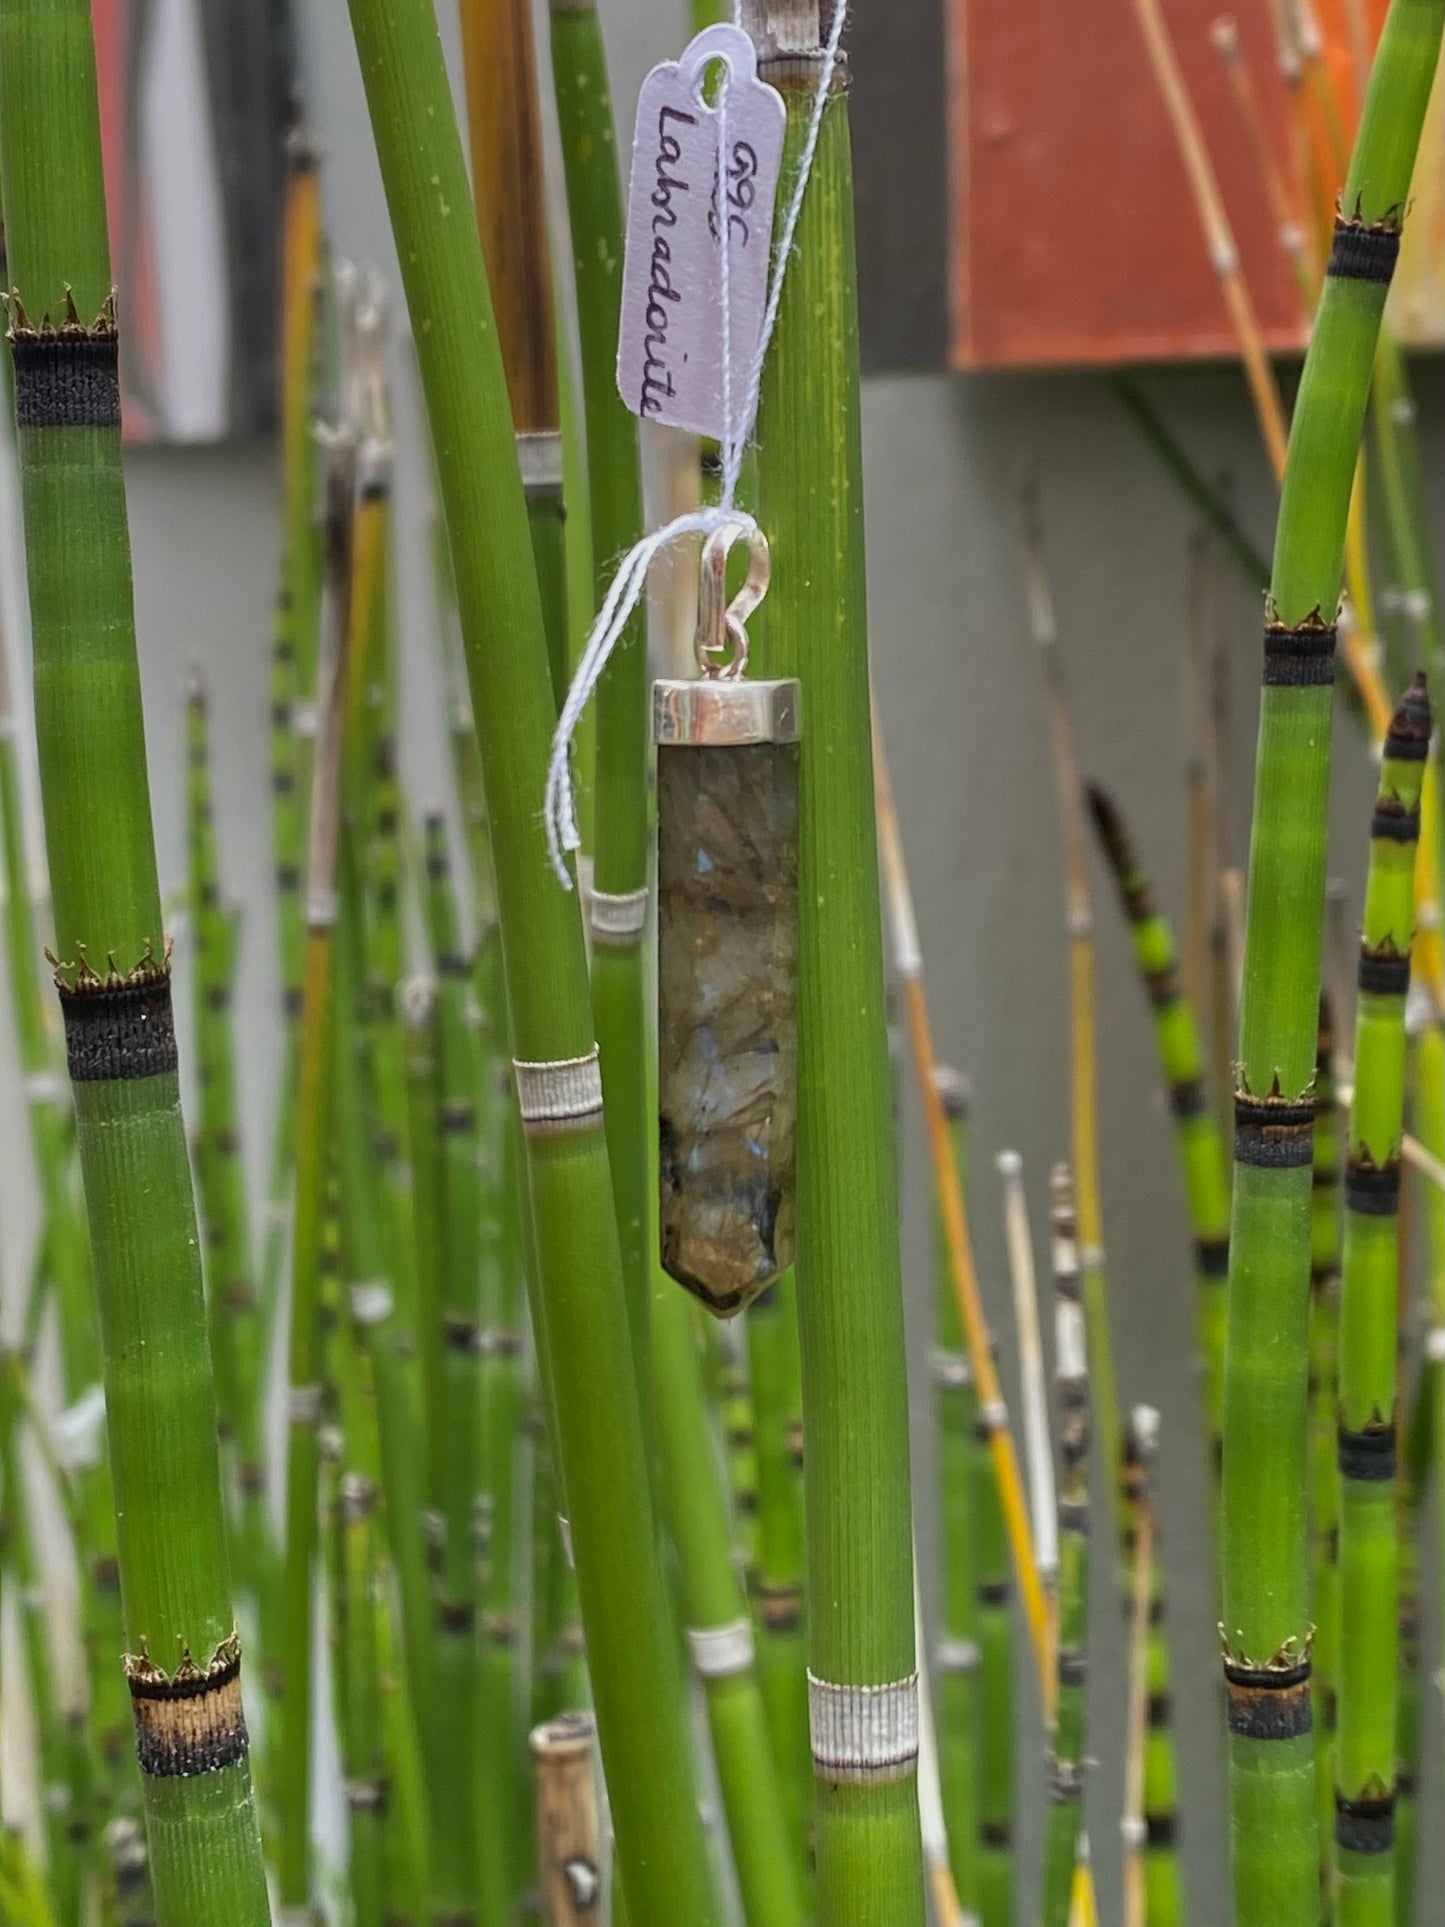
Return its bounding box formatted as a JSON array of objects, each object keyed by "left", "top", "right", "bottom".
[
  {"left": 1087, "top": 785, "right": 1230, "bottom": 1476},
  {"left": 1041, "top": 1169, "right": 1089, "bottom": 1927},
  {"left": 1219, "top": 9, "right": 1442, "bottom": 1920},
  {"left": 931, "top": 1076, "right": 980, "bottom": 1916},
  {"left": 1335, "top": 678, "right": 1429, "bottom": 1927},
  {"left": 0, "top": 2, "right": 270, "bottom": 1915},
  {"left": 344, "top": 3, "right": 720, "bottom": 1916},
  {"left": 752, "top": 29, "right": 924, "bottom": 1920}
]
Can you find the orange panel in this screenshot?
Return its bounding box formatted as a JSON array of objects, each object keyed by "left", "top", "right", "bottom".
[{"left": 948, "top": 1, "right": 1317, "bottom": 369}]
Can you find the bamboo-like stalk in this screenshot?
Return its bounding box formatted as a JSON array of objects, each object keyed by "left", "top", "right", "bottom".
[
  {"left": 1086, "top": 785, "right": 1231, "bottom": 1475},
  {"left": 0, "top": 2, "right": 270, "bottom": 1917},
  {"left": 420, "top": 811, "right": 485, "bottom": 1927},
  {"left": 1022, "top": 488, "right": 1124, "bottom": 1537},
  {"left": 1335, "top": 677, "right": 1429, "bottom": 1927},
  {"left": 930, "top": 1074, "right": 980, "bottom": 1918},
  {"left": 873, "top": 724, "right": 1050, "bottom": 1686},
  {"left": 998, "top": 1152, "right": 1056, "bottom": 1608},
  {"left": 0, "top": 1354, "right": 84, "bottom": 1927},
  {"left": 1210, "top": 15, "right": 1322, "bottom": 300},
  {"left": 650, "top": 1279, "right": 806, "bottom": 1927},
  {"left": 185, "top": 679, "right": 271, "bottom": 1625},
  {"left": 745, "top": 1274, "right": 812, "bottom": 1879},
  {"left": 1122, "top": 1410, "right": 1159, "bottom": 1927},
  {"left": 1310, "top": 994, "right": 1344, "bottom": 1922},
  {"left": 714, "top": 1326, "right": 762, "bottom": 1585},
  {"left": 0, "top": 605, "right": 129, "bottom": 1795},
  {"left": 1124, "top": 0, "right": 1290, "bottom": 480},
  {"left": 474, "top": 1078, "right": 531, "bottom": 1927},
  {"left": 458, "top": 0, "right": 569, "bottom": 706},
  {"left": 548, "top": 0, "right": 653, "bottom": 1425},
  {"left": 277, "top": 428, "right": 358, "bottom": 1914},
  {"left": 1219, "top": 8, "right": 1442, "bottom": 1920},
  {"left": 344, "top": 6, "right": 720, "bottom": 1919},
  {"left": 972, "top": 1360, "right": 1014, "bottom": 1927},
  {"left": 747, "top": 15, "right": 922, "bottom": 1916},
  {"left": 1040, "top": 1167, "right": 1089, "bottom": 1927},
  {"left": 531, "top": 1713, "right": 601, "bottom": 1927}
]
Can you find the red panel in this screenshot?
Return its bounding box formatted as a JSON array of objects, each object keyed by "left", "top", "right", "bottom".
[{"left": 948, "top": 0, "right": 1315, "bottom": 369}]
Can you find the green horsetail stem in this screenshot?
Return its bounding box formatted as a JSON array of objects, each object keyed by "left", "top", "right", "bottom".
[
  {"left": 1086, "top": 784, "right": 1230, "bottom": 1474},
  {"left": 1218, "top": 5, "right": 1442, "bottom": 1920},
  {"left": 1124, "top": 1421, "right": 1185, "bottom": 1926},
  {"left": 344, "top": 1, "right": 721, "bottom": 1918},
  {"left": 1311, "top": 997, "right": 1344, "bottom": 1922},
  {"left": 931, "top": 1073, "right": 980, "bottom": 1916},
  {"left": 332, "top": 930, "right": 435, "bottom": 1801},
  {"left": 421, "top": 811, "right": 485, "bottom": 1927},
  {"left": 0, "top": 0, "right": 270, "bottom": 1917},
  {"left": 475, "top": 1065, "right": 531, "bottom": 1927},
  {"left": 0, "top": 1354, "right": 84, "bottom": 1927},
  {"left": 185, "top": 680, "right": 271, "bottom": 1627},
  {"left": 651, "top": 1279, "right": 806, "bottom": 1927},
  {"left": 962, "top": 1283, "right": 1012, "bottom": 1914},
  {"left": 459, "top": 0, "right": 570, "bottom": 706},
  {"left": 277, "top": 431, "right": 358, "bottom": 1913},
  {"left": 0, "top": 630, "right": 128, "bottom": 1792},
  {"left": 715, "top": 1324, "right": 762, "bottom": 1583},
  {"left": 548, "top": 0, "right": 653, "bottom": 1426},
  {"left": 746, "top": 1271, "right": 813, "bottom": 1884},
  {"left": 1041, "top": 1168, "right": 1089, "bottom": 1927},
  {"left": 1335, "top": 677, "right": 1429, "bottom": 1927},
  {"left": 750, "top": 17, "right": 924, "bottom": 1920}
]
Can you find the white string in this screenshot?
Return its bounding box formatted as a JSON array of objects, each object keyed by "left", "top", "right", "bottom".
[{"left": 543, "top": 3, "right": 849, "bottom": 884}]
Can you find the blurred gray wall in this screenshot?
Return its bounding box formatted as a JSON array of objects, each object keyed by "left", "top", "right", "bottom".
[{"left": 0, "top": 0, "right": 1441, "bottom": 1916}]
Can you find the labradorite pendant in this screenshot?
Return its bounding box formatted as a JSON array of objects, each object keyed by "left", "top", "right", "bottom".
[{"left": 655, "top": 674, "right": 801, "bottom": 1317}]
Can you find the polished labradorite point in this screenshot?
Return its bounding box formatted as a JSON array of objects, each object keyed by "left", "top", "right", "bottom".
[{"left": 658, "top": 738, "right": 798, "bottom": 1317}]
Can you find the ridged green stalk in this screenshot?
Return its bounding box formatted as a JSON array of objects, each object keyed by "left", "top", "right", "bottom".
[
  {"left": 973, "top": 1351, "right": 1013, "bottom": 1927},
  {"left": 474, "top": 1075, "right": 530, "bottom": 1927},
  {"left": 651, "top": 1279, "right": 805, "bottom": 1927},
  {"left": 0, "top": 3, "right": 269, "bottom": 1918},
  {"left": 1041, "top": 1170, "right": 1089, "bottom": 1927},
  {"left": 421, "top": 812, "right": 485, "bottom": 1927},
  {"left": 716, "top": 1326, "right": 761, "bottom": 1583},
  {"left": 0, "top": 640, "right": 127, "bottom": 1796},
  {"left": 1218, "top": 8, "right": 1442, "bottom": 1920},
  {"left": 0, "top": 1354, "right": 84, "bottom": 1927},
  {"left": 344, "top": 4, "right": 720, "bottom": 1920},
  {"left": 548, "top": 0, "right": 653, "bottom": 1424},
  {"left": 1311, "top": 999, "right": 1344, "bottom": 1922},
  {"left": 185, "top": 681, "right": 271, "bottom": 1626},
  {"left": 1335, "top": 679, "right": 1429, "bottom": 1927},
  {"left": 751, "top": 30, "right": 923, "bottom": 1924},
  {"left": 931, "top": 1076, "right": 979, "bottom": 1915},
  {"left": 746, "top": 1273, "right": 813, "bottom": 1883},
  {"left": 277, "top": 435, "right": 358, "bottom": 1913},
  {"left": 1086, "top": 785, "right": 1231, "bottom": 1471}
]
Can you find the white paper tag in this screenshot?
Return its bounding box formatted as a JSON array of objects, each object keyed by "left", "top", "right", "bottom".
[{"left": 616, "top": 25, "right": 785, "bottom": 442}]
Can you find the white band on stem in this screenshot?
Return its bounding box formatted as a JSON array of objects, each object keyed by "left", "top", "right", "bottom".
[
  {"left": 808, "top": 1670, "right": 919, "bottom": 1782},
  {"left": 588, "top": 887, "right": 649, "bottom": 946},
  {"left": 928, "top": 1347, "right": 971, "bottom": 1390},
  {"left": 934, "top": 1636, "right": 980, "bottom": 1675},
  {"left": 688, "top": 1618, "right": 755, "bottom": 1679},
  {"left": 979, "top": 1398, "right": 1008, "bottom": 1432},
  {"left": 516, "top": 430, "right": 564, "bottom": 491},
  {"left": 513, "top": 1050, "right": 604, "bottom": 1134},
  {"left": 1426, "top": 1326, "right": 1445, "bottom": 1364},
  {"left": 349, "top": 1279, "right": 394, "bottom": 1326},
  {"left": 288, "top": 1383, "right": 324, "bottom": 1425},
  {"left": 23, "top": 1070, "right": 65, "bottom": 1105}
]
